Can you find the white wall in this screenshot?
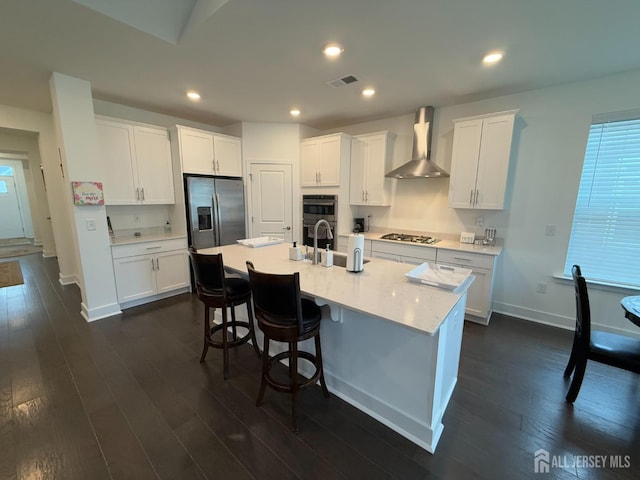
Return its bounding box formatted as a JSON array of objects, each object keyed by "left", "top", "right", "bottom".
[
  {"left": 240, "top": 122, "right": 303, "bottom": 241},
  {"left": 324, "top": 69, "right": 640, "bottom": 336}
]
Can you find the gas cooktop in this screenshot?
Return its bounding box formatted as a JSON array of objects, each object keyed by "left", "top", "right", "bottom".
[{"left": 380, "top": 233, "right": 440, "bottom": 245}]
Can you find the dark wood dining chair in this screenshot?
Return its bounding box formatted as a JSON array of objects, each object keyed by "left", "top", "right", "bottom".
[
  {"left": 563, "top": 265, "right": 640, "bottom": 403},
  {"left": 246, "top": 260, "right": 329, "bottom": 432},
  {"left": 188, "top": 248, "right": 260, "bottom": 379}
]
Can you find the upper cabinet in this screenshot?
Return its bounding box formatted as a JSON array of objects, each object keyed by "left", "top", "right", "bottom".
[
  {"left": 175, "top": 125, "right": 242, "bottom": 177},
  {"left": 300, "top": 133, "right": 349, "bottom": 187},
  {"left": 448, "top": 110, "right": 518, "bottom": 210},
  {"left": 349, "top": 131, "right": 395, "bottom": 206},
  {"left": 96, "top": 117, "right": 174, "bottom": 205}
]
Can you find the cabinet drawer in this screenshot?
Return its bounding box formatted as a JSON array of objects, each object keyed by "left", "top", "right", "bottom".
[
  {"left": 111, "top": 237, "right": 188, "bottom": 259},
  {"left": 371, "top": 240, "right": 436, "bottom": 262},
  {"left": 436, "top": 249, "right": 495, "bottom": 269}
]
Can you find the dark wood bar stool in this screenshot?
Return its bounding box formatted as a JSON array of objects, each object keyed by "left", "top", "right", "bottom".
[
  {"left": 188, "top": 248, "right": 260, "bottom": 379},
  {"left": 246, "top": 260, "right": 329, "bottom": 432}
]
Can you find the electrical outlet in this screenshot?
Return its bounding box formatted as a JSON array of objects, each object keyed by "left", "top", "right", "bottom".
[
  {"left": 134, "top": 215, "right": 140, "bottom": 223},
  {"left": 476, "top": 216, "right": 484, "bottom": 226},
  {"left": 536, "top": 282, "right": 547, "bottom": 293},
  {"left": 85, "top": 219, "right": 96, "bottom": 231},
  {"left": 545, "top": 224, "right": 556, "bottom": 236}
]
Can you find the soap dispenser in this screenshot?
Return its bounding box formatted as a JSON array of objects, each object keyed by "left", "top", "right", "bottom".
[
  {"left": 289, "top": 241, "right": 304, "bottom": 261},
  {"left": 321, "top": 244, "right": 333, "bottom": 267}
]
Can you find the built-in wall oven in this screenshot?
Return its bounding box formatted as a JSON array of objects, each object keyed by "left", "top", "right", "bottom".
[{"left": 302, "top": 194, "right": 337, "bottom": 249}]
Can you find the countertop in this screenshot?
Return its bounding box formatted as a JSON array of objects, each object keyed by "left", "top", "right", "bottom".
[
  {"left": 339, "top": 231, "right": 503, "bottom": 256},
  {"left": 110, "top": 231, "right": 187, "bottom": 246},
  {"left": 199, "top": 243, "right": 473, "bottom": 336}
]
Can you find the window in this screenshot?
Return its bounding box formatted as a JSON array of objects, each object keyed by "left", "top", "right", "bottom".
[
  {"left": 0, "top": 165, "right": 14, "bottom": 176},
  {"left": 0, "top": 180, "right": 6, "bottom": 194},
  {"left": 564, "top": 111, "right": 640, "bottom": 288}
]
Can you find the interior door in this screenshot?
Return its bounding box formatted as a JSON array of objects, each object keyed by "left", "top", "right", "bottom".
[
  {"left": 249, "top": 163, "right": 293, "bottom": 242},
  {"left": 0, "top": 175, "right": 25, "bottom": 239}
]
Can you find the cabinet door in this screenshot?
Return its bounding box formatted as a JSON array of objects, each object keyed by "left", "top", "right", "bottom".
[
  {"left": 214, "top": 135, "right": 242, "bottom": 177},
  {"left": 155, "top": 250, "right": 189, "bottom": 294},
  {"left": 96, "top": 120, "right": 137, "bottom": 204},
  {"left": 438, "top": 261, "right": 491, "bottom": 319},
  {"left": 474, "top": 114, "right": 515, "bottom": 209},
  {"left": 113, "top": 254, "right": 156, "bottom": 303},
  {"left": 363, "top": 134, "right": 390, "bottom": 206},
  {"left": 133, "top": 126, "right": 175, "bottom": 204},
  {"left": 349, "top": 138, "right": 366, "bottom": 204},
  {"left": 371, "top": 251, "right": 399, "bottom": 262},
  {"left": 448, "top": 119, "right": 482, "bottom": 208},
  {"left": 318, "top": 137, "right": 340, "bottom": 186},
  {"left": 300, "top": 140, "right": 319, "bottom": 186},
  {"left": 180, "top": 128, "right": 214, "bottom": 174}
]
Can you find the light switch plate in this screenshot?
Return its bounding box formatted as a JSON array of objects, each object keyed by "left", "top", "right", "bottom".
[{"left": 460, "top": 232, "right": 475, "bottom": 244}]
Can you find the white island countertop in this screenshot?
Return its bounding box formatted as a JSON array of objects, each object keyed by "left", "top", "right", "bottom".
[{"left": 199, "top": 242, "right": 472, "bottom": 336}]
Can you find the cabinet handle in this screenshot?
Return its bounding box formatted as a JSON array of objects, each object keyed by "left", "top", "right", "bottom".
[
  {"left": 453, "top": 256, "right": 472, "bottom": 262},
  {"left": 216, "top": 160, "right": 220, "bottom": 171},
  {"left": 469, "top": 189, "right": 473, "bottom": 206},
  {"left": 141, "top": 187, "right": 145, "bottom": 201},
  {"left": 145, "top": 245, "right": 162, "bottom": 250},
  {"left": 474, "top": 189, "right": 479, "bottom": 206},
  {"left": 151, "top": 258, "right": 155, "bottom": 271},
  {"left": 156, "top": 258, "right": 160, "bottom": 270},
  {"left": 135, "top": 188, "right": 139, "bottom": 201},
  {"left": 212, "top": 159, "right": 216, "bottom": 171},
  {"left": 318, "top": 172, "right": 321, "bottom": 183},
  {"left": 362, "top": 190, "right": 365, "bottom": 201},
  {"left": 365, "top": 191, "right": 368, "bottom": 202}
]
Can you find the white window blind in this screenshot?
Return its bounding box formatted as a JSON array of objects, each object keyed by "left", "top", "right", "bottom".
[{"left": 564, "top": 114, "right": 640, "bottom": 288}]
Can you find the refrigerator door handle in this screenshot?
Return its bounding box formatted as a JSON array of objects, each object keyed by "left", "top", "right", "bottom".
[{"left": 212, "top": 194, "right": 222, "bottom": 246}]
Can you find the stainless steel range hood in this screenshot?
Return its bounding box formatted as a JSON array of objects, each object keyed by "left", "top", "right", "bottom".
[{"left": 385, "top": 106, "right": 449, "bottom": 178}]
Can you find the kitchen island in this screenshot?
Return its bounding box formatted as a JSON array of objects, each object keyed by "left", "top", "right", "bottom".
[{"left": 199, "top": 242, "right": 472, "bottom": 453}]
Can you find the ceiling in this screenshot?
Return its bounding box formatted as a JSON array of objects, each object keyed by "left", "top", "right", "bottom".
[{"left": 2, "top": 0, "right": 640, "bottom": 130}]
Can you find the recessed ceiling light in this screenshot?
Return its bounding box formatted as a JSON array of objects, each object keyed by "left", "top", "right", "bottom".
[
  {"left": 290, "top": 108, "right": 301, "bottom": 117},
  {"left": 322, "top": 43, "right": 344, "bottom": 58},
  {"left": 362, "top": 88, "right": 376, "bottom": 97},
  {"left": 482, "top": 51, "right": 504, "bottom": 65},
  {"left": 186, "top": 90, "right": 201, "bottom": 101}
]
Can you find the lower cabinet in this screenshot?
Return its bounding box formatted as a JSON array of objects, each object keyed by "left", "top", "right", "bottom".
[
  {"left": 111, "top": 238, "right": 189, "bottom": 305},
  {"left": 337, "top": 235, "right": 372, "bottom": 257},
  {"left": 435, "top": 249, "right": 497, "bottom": 324},
  {"left": 371, "top": 240, "right": 436, "bottom": 265}
]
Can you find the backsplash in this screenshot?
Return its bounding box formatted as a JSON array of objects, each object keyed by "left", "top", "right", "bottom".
[{"left": 106, "top": 204, "right": 171, "bottom": 230}]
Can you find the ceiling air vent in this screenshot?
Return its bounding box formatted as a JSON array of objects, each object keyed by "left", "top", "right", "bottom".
[{"left": 327, "top": 75, "right": 359, "bottom": 88}]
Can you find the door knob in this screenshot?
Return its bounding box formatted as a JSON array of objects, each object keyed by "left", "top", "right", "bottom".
[{"left": 283, "top": 226, "right": 291, "bottom": 230}]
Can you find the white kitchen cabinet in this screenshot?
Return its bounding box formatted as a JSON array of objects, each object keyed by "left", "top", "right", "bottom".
[
  {"left": 350, "top": 131, "right": 395, "bottom": 206},
  {"left": 176, "top": 125, "right": 242, "bottom": 177},
  {"left": 337, "top": 235, "right": 372, "bottom": 256},
  {"left": 448, "top": 110, "right": 518, "bottom": 210},
  {"left": 300, "top": 133, "right": 349, "bottom": 187},
  {"left": 436, "top": 249, "right": 497, "bottom": 324},
  {"left": 111, "top": 238, "right": 189, "bottom": 305},
  {"left": 96, "top": 117, "right": 174, "bottom": 205},
  {"left": 370, "top": 240, "right": 436, "bottom": 265}
]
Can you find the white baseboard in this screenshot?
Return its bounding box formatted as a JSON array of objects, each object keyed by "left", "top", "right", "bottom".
[
  {"left": 58, "top": 272, "right": 79, "bottom": 286},
  {"left": 493, "top": 301, "right": 640, "bottom": 338},
  {"left": 118, "top": 287, "right": 191, "bottom": 310},
  {"left": 81, "top": 302, "right": 122, "bottom": 322},
  {"left": 42, "top": 249, "right": 57, "bottom": 258}
]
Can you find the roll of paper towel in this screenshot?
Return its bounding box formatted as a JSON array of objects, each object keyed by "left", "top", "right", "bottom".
[{"left": 346, "top": 234, "right": 364, "bottom": 273}]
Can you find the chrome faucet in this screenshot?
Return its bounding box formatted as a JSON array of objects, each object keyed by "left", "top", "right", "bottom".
[{"left": 313, "top": 219, "right": 334, "bottom": 265}]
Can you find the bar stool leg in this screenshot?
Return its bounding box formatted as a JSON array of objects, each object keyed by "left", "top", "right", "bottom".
[
  {"left": 230, "top": 305, "right": 238, "bottom": 341},
  {"left": 246, "top": 299, "right": 261, "bottom": 358},
  {"left": 222, "top": 308, "right": 230, "bottom": 379},
  {"left": 291, "top": 341, "right": 299, "bottom": 433},
  {"left": 314, "top": 334, "right": 329, "bottom": 398},
  {"left": 200, "top": 306, "right": 211, "bottom": 363},
  {"left": 256, "top": 335, "right": 269, "bottom": 406}
]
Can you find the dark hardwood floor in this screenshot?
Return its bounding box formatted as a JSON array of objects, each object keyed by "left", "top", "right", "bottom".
[{"left": 0, "top": 253, "right": 638, "bottom": 479}]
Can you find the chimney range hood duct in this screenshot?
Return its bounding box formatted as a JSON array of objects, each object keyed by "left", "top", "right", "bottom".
[{"left": 385, "top": 106, "right": 449, "bottom": 178}]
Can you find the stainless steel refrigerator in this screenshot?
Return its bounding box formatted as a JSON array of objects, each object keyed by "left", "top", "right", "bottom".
[{"left": 184, "top": 175, "right": 246, "bottom": 249}]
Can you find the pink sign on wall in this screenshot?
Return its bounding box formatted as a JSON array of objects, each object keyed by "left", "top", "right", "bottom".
[{"left": 71, "top": 181, "right": 104, "bottom": 206}]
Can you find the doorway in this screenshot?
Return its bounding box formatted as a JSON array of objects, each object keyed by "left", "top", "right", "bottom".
[
  {"left": 248, "top": 163, "right": 293, "bottom": 242},
  {"left": 0, "top": 166, "right": 26, "bottom": 239}
]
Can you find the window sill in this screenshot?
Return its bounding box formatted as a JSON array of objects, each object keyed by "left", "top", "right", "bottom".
[{"left": 553, "top": 274, "right": 640, "bottom": 294}]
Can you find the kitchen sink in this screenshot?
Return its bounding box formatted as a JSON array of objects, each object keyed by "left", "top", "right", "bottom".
[{"left": 332, "top": 253, "right": 370, "bottom": 268}]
